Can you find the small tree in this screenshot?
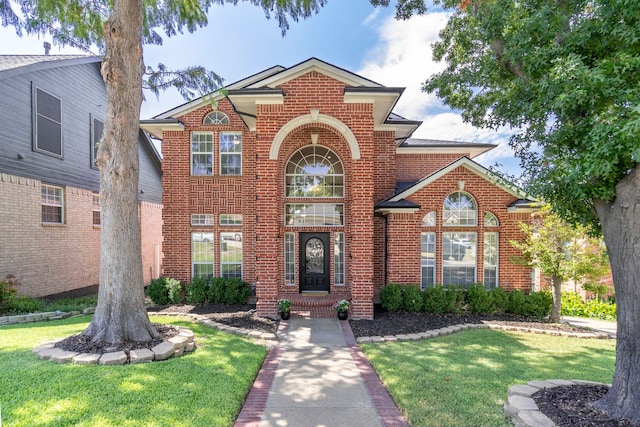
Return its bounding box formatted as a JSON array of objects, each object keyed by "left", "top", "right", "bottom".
[{"left": 511, "top": 206, "right": 608, "bottom": 322}]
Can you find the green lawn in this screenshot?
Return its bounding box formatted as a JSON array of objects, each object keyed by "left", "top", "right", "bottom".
[
  {"left": 361, "top": 329, "right": 616, "bottom": 427},
  {"left": 0, "top": 315, "right": 266, "bottom": 427}
]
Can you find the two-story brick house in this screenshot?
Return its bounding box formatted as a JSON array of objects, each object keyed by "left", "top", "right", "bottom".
[
  {"left": 142, "top": 58, "right": 536, "bottom": 319},
  {"left": 0, "top": 55, "right": 163, "bottom": 298}
]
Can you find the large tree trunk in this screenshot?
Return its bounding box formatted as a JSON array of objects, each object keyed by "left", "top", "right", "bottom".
[
  {"left": 592, "top": 165, "right": 640, "bottom": 424},
  {"left": 550, "top": 275, "right": 562, "bottom": 323},
  {"left": 82, "top": 0, "right": 159, "bottom": 343}
]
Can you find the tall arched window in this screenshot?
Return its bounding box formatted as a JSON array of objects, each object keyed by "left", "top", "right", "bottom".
[
  {"left": 203, "top": 111, "right": 229, "bottom": 125},
  {"left": 443, "top": 191, "right": 477, "bottom": 226},
  {"left": 285, "top": 146, "right": 344, "bottom": 198}
]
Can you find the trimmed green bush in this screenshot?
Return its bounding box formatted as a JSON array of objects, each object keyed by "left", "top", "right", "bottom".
[
  {"left": 146, "top": 278, "right": 171, "bottom": 305},
  {"left": 506, "top": 289, "right": 527, "bottom": 316},
  {"left": 525, "top": 290, "right": 552, "bottom": 319},
  {"left": 186, "top": 277, "right": 209, "bottom": 304},
  {"left": 403, "top": 285, "right": 423, "bottom": 312},
  {"left": 207, "top": 277, "right": 226, "bottom": 303},
  {"left": 224, "top": 278, "right": 251, "bottom": 305},
  {"left": 2, "top": 295, "right": 45, "bottom": 314},
  {"left": 165, "top": 278, "right": 184, "bottom": 304},
  {"left": 0, "top": 274, "right": 19, "bottom": 312},
  {"left": 380, "top": 283, "right": 403, "bottom": 312},
  {"left": 422, "top": 286, "right": 448, "bottom": 315},
  {"left": 490, "top": 287, "right": 509, "bottom": 314},
  {"left": 444, "top": 286, "right": 466, "bottom": 314},
  {"left": 466, "top": 283, "right": 494, "bottom": 314}
]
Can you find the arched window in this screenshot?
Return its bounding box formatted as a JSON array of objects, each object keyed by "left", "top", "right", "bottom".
[
  {"left": 422, "top": 211, "right": 436, "bottom": 227},
  {"left": 285, "top": 146, "right": 344, "bottom": 198},
  {"left": 203, "top": 111, "right": 229, "bottom": 125},
  {"left": 443, "top": 191, "right": 477, "bottom": 226},
  {"left": 484, "top": 211, "right": 499, "bottom": 227}
]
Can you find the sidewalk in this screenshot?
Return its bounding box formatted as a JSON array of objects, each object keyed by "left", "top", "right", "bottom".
[
  {"left": 235, "top": 318, "right": 408, "bottom": 427},
  {"left": 562, "top": 316, "right": 617, "bottom": 338}
]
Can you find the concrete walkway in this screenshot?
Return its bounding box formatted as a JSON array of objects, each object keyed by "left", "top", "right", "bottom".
[
  {"left": 235, "top": 318, "right": 408, "bottom": 427},
  {"left": 562, "top": 316, "right": 617, "bottom": 338}
]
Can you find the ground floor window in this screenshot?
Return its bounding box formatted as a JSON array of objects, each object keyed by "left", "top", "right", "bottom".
[
  {"left": 442, "top": 232, "right": 477, "bottom": 287},
  {"left": 334, "top": 232, "right": 345, "bottom": 285},
  {"left": 284, "top": 232, "right": 295, "bottom": 285},
  {"left": 483, "top": 232, "right": 499, "bottom": 289},
  {"left": 421, "top": 232, "right": 436, "bottom": 289},
  {"left": 221, "top": 232, "right": 242, "bottom": 278},
  {"left": 192, "top": 232, "right": 214, "bottom": 278},
  {"left": 92, "top": 193, "right": 100, "bottom": 226}
]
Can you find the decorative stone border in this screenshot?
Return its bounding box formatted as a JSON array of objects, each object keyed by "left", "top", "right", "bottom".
[
  {"left": 504, "top": 379, "right": 609, "bottom": 427},
  {"left": 355, "top": 321, "right": 610, "bottom": 344},
  {"left": 0, "top": 307, "right": 95, "bottom": 325},
  {"left": 33, "top": 326, "right": 196, "bottom": 365}
]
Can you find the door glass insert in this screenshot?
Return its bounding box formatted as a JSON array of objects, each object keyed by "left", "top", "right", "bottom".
[{"left": 306, "top": 238, "right": 324, "bottom": 274}]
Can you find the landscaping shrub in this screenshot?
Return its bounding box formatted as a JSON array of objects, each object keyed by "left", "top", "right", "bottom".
[
  {"left": 561, "top": 292, "right": 587, "bottom": 317},
  {"left": 444, "top": 286, "right": 465, "bottom": 314},
  {"left": 422, "top": 286, "right": 448, "bottom": 315},
  {"left": 0, "top": 274, "right": 19, "bottom": 311},
  {"left": 146, "top": 277, "right": 173, "bottom": 305},
  {"left": 186, "top": 277, "right": 209, "bottom": 304},
  {"left": 223, "top": 278, "right": 251, "bottom": 305},
  {"left": 525, "top": 290, "right": 552, "bottom": 319},
  {"left": 380, "top": 283, "right": 403, "bottom": 312},
  {"left": 402, "top": 285, "right": 423, "bottom": 312},
  {"left": 490, "top": 287, "right": 509, "bottom": 314},
  {"left": 466, "top": 284, "right": 494, "bottom": 315},
  {"left": 2, "top": 295, "right": 45, "bottom": 314},
  {"left": 585, "top": 299, "right": 616, "bottom": 320},
  {"left": 506, "top": 289, "right": 527, "bottom": 316},
  {"left": 165, "top": 278, "right": 184, "bottom": 304},
  {"left": 207, "top": 277, "right": 226, "bottom": 303}
]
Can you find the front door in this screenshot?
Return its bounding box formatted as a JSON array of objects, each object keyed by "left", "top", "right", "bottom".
[{"left": 299, "top": 232, "right": 330, "bottom": 292}]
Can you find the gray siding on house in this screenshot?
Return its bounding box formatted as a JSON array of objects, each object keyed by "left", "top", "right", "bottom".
[
  {"left": 0, "top": 60, "right": 104, "bottom": 191},
  {"left": 0, "top": 57, "right": 162, "bottom": 201}
]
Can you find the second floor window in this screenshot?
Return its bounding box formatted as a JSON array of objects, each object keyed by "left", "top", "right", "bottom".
[
  {"left": 220, "top": 132, "right": 242, "bottom": 175},
  {"left": 33, "top": 85, "right": 63, "bottom": 158},
  {"left": 191, "top": 132, "right": 213, "bottom": 176}
]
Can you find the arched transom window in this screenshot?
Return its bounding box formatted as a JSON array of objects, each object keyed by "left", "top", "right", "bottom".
[
  {"left": 203, "top": 111, "right": 229, "bottom": 125},
  {"left": 443, "top": 191, "right": 477, "bottom": 226},
  {"left": 286, "top": 146, "right": 344, "bottom": 198}
]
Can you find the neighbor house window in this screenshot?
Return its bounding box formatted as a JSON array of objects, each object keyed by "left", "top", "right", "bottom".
[
  {"left": 41, "top": 184, "right": 64, "bottom": 224},
  {"left": 443, "top": 191, "right": 477, "bottom": 226},
  {"left": 192, "top": 232, "right": 214, "bottom": 279},
  {"left": 92, "top": 193, "right": 101, "bottom": 226},
  {"left": 421, "top": 232, "right": 436, "bottom": 289},
  {"left": 334, "top": 232, "right": 345, "bottom": 285},
  {"left": 91, "top": 115, "right": 104, "bottom": 169},
  {"left": 442, "top": 232, "right": 477, "bottom": 287},
  {"left": 285, "top": 204, "right": 344, "bottom": 226},
  {"left": 220, "top": 132, "right": 242, "bottom": 175},
  {"left": 203, "top": 111, "right": 229, "bottom": 125},
  {"left": 220, "top": 232, "right": 242, "bottom": 278},
  {"left": 220, "top": 214, "right": 242, "bottom": 226},
  {"left": 191, "top": 132, "right": 213, "bottom": 176},
  {"left": 33, "top": 85, "right": 63, "bottom": 158},
  {"left": 191, "top": 214, "right": 214, "bottom": 226},
  {"left": 284, "top": 233, "right": 295, "bottom": 285},
  {"left": 484, "top": 232, "right": 499, "bottom": 289}
]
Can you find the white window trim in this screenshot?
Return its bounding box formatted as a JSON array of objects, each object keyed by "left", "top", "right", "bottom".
[
  {"left": 191, "top": 132, "right": 214, "bottom": 176},
  {"left": 334, "top": 232, "right": 345, "bottom": 286},
  {"left": 220, "top": 232, "right": 242, "bottom": 279},
  {"left": 41, "top": 184, "right": 64, "bottom": 224},
  {"left": 191, "top": 232, "right": 214, "bottom": 279},
  {"left": 284, "top": 232, "right": 296, "bottom": 285},
  {"left": 219, "top": 131, "right": 242, "bottom": 176}
]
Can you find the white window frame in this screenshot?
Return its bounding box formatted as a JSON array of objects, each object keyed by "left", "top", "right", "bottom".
[
  {"left": 191, "top": 132, "right": 214, "bottom": 176},
  {"left": 203, "top": 111, "right": 229, "bottom": 125},
  {"left": 284, "top": 232, "right": 296, "bottom": 285},
  {"left": 443, "top": 191, "right": 477, "bottom": 226},
  {"left": 191, "top": 214, "right": 215, "bottom": 226},
  {"left": 220, "top": 232, "right": 242, "bottom": 279},
  {"left": 421, "top": 232, "right": 436, "bottom": 289},
  {"left": 442, "top": 232, "right": 477, "bottom": 287},
  {"left": 92, "top": 193, "right": 101, "bottom": 226},
  {"left": 422, "top": 211, "right": 436, "bottom": 227},
  {"left": 41, "top": 184, "right": 64, "bottom": 224},
  {"left": 285, "top": 203, "right": 344, "bottom": 226},
  {"left": 484, "top": 232, "right": 499, "bottom": 289},
  {"left": 334, "top": 232, "right": 345, "bottom": 285},
  {"left": 192, "top": 232, "right": 214, "bottom": 279},
  {"left": 219, "top": 132, "right": 242, "bottom": 176},
  {"left": 220, "top": 214, "right": 242, "bottom": 226},
  {"left": 484, "top": 211, "right": 499, "bottom": 227}
]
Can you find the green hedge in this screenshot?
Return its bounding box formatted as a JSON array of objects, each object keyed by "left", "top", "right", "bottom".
[
  {"left": 561, "top": 291, "right": 616, "bottom": 320},
  {"left": 379, "top": 283, "right": 552, "bottom": 320},
  {"left": 149, "top": 276, "right": 252, "bottom": 306}
]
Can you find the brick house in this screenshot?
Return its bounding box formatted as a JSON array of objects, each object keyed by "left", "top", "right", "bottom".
[
  {"left": 0, "top": 55, "right": 163, "bottom": 298},
  {"left": 141, "top": 58, "right": 536, "bottom": 319}
]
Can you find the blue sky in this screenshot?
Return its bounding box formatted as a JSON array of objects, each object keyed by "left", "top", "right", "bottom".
[{"left": 0, "top": 1, "right": 520, "bottom": 175}]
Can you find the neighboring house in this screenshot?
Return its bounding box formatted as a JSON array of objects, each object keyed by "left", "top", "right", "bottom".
[
  {"left": 0, "top": 55, "right": 163, "bottom": 298},
  {"left": 141, "top": 58, "right": 537, "bottom": 319}
]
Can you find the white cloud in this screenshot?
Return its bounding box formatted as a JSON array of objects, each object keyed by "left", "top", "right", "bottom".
[{"left": 358, "top": 11, "right": 521, "bottom": 175}]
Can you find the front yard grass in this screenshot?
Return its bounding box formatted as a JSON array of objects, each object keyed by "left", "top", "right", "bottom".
[
  {"left": 0, "top": 315, "right": 266, "bottom": 427},
  {"left": 361, "top": 329, "right": 616, "bottom": 427}
]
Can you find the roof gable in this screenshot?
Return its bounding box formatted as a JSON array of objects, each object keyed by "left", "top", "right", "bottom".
[{"left": 0, "top": 55, "right": 100, "bottom": 80}]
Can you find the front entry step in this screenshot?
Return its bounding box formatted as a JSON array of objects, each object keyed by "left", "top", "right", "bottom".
[{"left": 286, "top": 293, "right": 350, "bottom": 318}]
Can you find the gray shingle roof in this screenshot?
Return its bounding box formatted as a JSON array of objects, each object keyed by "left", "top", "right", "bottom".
[{"left": 0, "top": 55, "right": 90, "bottom": 72}]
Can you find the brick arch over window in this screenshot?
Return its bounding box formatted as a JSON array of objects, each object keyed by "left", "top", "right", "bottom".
[{"left": 269, "top": 113, "right": 361, "bottom": 160}]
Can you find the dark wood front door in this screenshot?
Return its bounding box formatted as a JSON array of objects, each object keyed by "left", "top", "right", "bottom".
[{"left": 299, "top": 232, "right": 330, "bottom": 292}]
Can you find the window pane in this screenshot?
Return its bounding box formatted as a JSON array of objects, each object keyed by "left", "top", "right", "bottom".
[
  {"left": 41, "top": 185, "right": 63, "bottom": 224},
  {"left": 334, "top": 232, "right": 345, "bottom": 285},
  {"left": 221, "top": 232, "right": 242, "bottom": 279},
  {"left": 191, "top": 214, "right": 214, "bottom": 226},
  {"left": 93, "top": 193, "right": 101, "bottom": 226},
  {"left": 35, "top": 88, "right": 62, "bottom": 157},
  {"left": 204, "top": 111, "right": 229, "bottom": 125},
  {"left": 442, "top": 232, "right": 477, "bottom": 287},
  {"left": 220, "top": 132, "right": 242, "bottom": 175},
  {"left": 285, "top": 146, "right": 344, "bottom": 197},
  {"left": 192, "top": 232, "right": 214, "bottom": 279},
  {"left": 484, "top": 212, "right": 499, "bottom": 227},
  {"left": 285, "top": 204, "right": 344, "bottom": 226},
  {"left": 284, "top": 233, "right": 295, "bottom": 285},
  {"left": 422, "top": 211, "right": 436, "bottom": 227},
  {"left": 220, "top": 214, "right": 242, "bottom": 226},
  {"left": 37, "top": 116, "right": 62, "bottom": 156},
  {"left": 484, "top": 232, "right": 499, "bottom": 289},
  {"left": 443, "top": 191, "right": 477, "bottom": 226},
  {"left": 92, "top": 117, "right": 104, "bottom": 167},
  {"left": 421, "top": 232, "right": 436, "bottom": 289},
  {"left": 191, "top": 132, "right": 213, "bottom": 176}
]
